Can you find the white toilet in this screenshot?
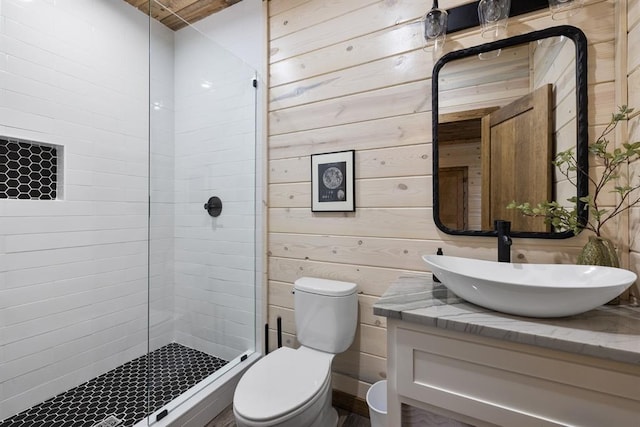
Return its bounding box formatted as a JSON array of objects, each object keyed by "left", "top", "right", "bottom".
[{"left": 233, "top": 277, "right": 358, "bottom": 427}]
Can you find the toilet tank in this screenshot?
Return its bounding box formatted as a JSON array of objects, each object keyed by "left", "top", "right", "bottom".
[{"left": 293, "top": 277, "right": 358, "bottom": 354}]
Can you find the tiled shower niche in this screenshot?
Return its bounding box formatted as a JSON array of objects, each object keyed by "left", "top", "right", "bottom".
[{"left": 0, "top": 137, "right": 59, "bottom": 200}]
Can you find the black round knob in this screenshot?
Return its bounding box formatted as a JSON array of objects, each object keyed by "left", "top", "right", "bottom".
[{"left": 204, "top": 196, "right": 222, "bottom": 217}]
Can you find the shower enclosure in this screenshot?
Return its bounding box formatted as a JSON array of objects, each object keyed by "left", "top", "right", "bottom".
[{"left": 0, "top": 0, "right": 261, "bottom": 425}]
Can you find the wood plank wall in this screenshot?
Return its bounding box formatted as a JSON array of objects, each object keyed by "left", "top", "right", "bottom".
[
  {"left": 267, "top": 0, "right": 622, "bottom": 401},
  {"left": 628, "top": 0, "right": 640, "bottom": 299}
]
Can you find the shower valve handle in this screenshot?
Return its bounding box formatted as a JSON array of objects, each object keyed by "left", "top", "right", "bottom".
[{"left": 204, "top": 196, "right": 223, "bottom": 217}]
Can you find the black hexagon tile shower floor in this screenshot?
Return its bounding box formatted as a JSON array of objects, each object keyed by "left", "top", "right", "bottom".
[{"left": 0, "top": 343, "right": 228, "bottom": 427}]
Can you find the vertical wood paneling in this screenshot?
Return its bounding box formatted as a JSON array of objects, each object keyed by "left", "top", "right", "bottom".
[
  {"left": 267, "top": 0, "right": 625, "bottom": 400},
  {"left": 629, "top": 25, "right": 640, "bottom": 74},
  {"left": 590, "top": 42, "right": 615, "bottom": 84},
  {"left": 629, "top": 70, "right": 640, "bottom": 112},
  {"left": 629, "top": 0, "right": 640, "bottom": 32},
  {"left": 628, "top": 0, "right": 640, "bottom": 299}
]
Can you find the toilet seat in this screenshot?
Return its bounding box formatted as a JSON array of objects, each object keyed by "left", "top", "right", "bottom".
[{"left": 233, "top": 346, "right": 333, "bottom": 424}]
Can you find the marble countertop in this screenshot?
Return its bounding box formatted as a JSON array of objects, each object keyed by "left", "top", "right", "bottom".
[{"left": 373, "top": 275, "right": 640, "bottom": 365}]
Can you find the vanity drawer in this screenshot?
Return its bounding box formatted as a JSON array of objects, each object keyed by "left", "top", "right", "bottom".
[{"left": 395, "top": 325, "right": 640, "bottom": 427}]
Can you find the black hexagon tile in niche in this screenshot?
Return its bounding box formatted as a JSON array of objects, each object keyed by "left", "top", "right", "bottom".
[
  {"left": 0, "top": 343, "right": 228, "bottom": 427},
  {"left": 0, "top": 138, "right": 58, "bottom": 200}
]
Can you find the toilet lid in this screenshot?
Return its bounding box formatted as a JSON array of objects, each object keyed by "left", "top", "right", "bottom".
[
  {"left": 234, "top": 347, "right": 332, "bottom": 422},
  {"left": 294, "top": 277, "right": 357, "bottom": 296}
]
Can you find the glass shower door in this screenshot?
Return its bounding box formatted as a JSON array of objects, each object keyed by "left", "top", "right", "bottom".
[{"left": 147, "top": 8, "right": 258, "bottom": 421}]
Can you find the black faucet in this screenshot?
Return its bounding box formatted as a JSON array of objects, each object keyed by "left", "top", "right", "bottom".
[{"left": 495, "top": 220, "right": 512, "bottom": 263}]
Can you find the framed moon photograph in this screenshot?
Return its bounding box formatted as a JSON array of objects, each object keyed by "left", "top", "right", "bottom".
[{"left": 311, "top": 150, "right": 355, "bottom": 212}]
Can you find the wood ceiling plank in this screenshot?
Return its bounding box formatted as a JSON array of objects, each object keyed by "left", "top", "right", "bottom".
[
  {"left": 161, "top": 0, "right": 241, "bottom": 30},
  {"left": 123, "top": 0, "right": 149, "bottom": 8},
  {"left": 152, "top": 0, "right": 200, "bottom": 21},
  {"left": 122, "top": 0, "right": 241, "bottom": 31},
  {"left": 123, "top": 0, "right": 150, "bottom": 14}
]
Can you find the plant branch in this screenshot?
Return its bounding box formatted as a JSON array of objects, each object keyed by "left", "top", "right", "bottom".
[{"left": 509, "top": 105, "right": 639, "bottom": 238}]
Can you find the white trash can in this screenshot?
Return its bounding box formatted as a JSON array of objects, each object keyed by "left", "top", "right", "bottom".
[{"left": 366, "top": 380, "right": 387, "bottom": 427}]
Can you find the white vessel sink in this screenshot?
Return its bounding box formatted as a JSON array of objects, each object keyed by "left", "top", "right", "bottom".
[{"left": 422, "top": 255, "right": 637, "bottom": 318}]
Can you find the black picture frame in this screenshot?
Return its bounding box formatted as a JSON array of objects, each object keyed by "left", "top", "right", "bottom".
[{"left": 311, "top": 150, "right": 355, "bottom": 212}]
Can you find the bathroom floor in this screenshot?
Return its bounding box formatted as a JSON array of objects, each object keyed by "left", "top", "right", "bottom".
[
  {"left": 207, "top": 405, "right": 372, "bottom": 427},
  {"left": 0, "top": 343, "right": 228, "bottom": 427}
]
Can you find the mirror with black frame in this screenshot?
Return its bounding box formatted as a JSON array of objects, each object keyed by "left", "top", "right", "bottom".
[{"left": 432, "top": 25, "right": 589, "bottom": 238}]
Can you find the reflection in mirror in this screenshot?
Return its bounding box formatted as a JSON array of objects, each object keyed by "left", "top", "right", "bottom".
[{"left": 432, "top": 26, "right": 588, "bottom": 238}]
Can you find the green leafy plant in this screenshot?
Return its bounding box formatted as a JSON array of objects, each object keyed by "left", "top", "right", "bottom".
[{"left": 508, "top": 105, "right": 640, "bottom": 237}]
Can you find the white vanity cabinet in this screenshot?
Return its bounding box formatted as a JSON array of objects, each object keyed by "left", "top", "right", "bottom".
[
  {"left": 375, "top": 276, "right": 640, "bottom": 427},
  {"left": 387, "top": 318, "right": 640, "bottom": 427}
]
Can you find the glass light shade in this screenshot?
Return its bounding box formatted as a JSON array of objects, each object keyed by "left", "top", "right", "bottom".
[
  {"left": 423, "top": 5, "right": 448, "bottom": 51},
  {"left": 478, "top": 0, "right": 511, "bottom": 40},
  {"left": 549, "top": 0, "right": 584, "bottom": 20}
]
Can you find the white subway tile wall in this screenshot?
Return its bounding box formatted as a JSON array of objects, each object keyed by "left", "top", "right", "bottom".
[
  {"left": 149, "top": 17, "right": 177, "bottom": 355},
  {"left": 0, "top": 0, "right": 258, "bottom": 421},
  {"left": 172, "top": 25, "right": 257, "bottom": 362},
  {"left": 0, "top": 0, "right": 151, "bottom": 419}
]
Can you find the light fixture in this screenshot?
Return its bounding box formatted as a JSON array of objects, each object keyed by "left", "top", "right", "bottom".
[
  {"left": 423, "top": 0, "right": 448, "bottom": 52},
  {"left": 548, "top": 0, "right": 583, "bottom": 20},
  {"left": 477, "top": 0, "right": 511, "bottom": 40}
]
